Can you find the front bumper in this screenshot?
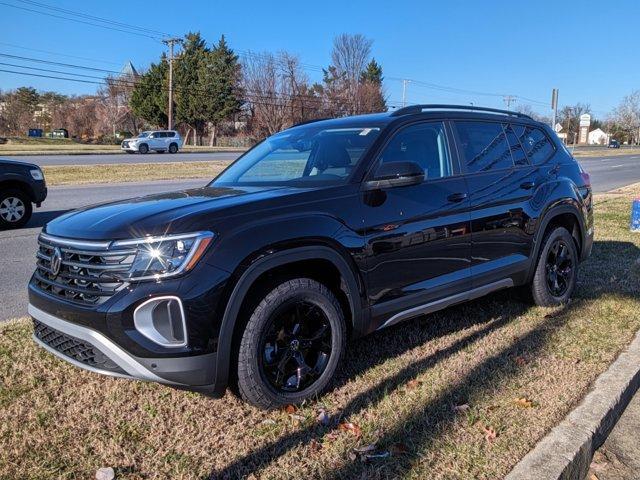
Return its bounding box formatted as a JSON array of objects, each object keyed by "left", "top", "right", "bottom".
[{"left": 29, "top": 303, "right": 219, "bottom": 394}]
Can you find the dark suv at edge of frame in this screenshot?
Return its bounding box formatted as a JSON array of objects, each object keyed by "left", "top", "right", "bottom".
[{"left": 28, "top": 105, "right": 593, "bottom": 409}]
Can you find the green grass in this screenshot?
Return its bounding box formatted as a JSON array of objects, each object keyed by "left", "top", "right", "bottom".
[{"left": 1, "top": 186, "right": 639, "bottom": 479}]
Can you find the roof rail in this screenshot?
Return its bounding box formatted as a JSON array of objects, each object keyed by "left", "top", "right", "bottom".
[{"left": 389, "top": 104, "right": 533, "bottom": 120}]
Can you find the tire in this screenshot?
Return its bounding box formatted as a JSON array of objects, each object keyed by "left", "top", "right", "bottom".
[
  {"left": 237, "top": 278, "right": 346, "bottom": 409},
  {"left": 0, "top": 189, "right": 32, "bottom": 229},
  {"left": 138, "top": 143, "right": 149, "bottom": 154},
  {"left": 530, "top": 226, "right": 578, "bottom": 307},
  {"left": 169, "top": 143, "right": 178, "bottom": 154}
]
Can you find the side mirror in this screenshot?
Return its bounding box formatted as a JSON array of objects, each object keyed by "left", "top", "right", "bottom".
[{"left": 365, "top": 161, "right": 425, "bottom": 190}]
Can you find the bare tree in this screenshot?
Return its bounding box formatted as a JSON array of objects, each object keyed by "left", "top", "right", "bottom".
[
  {"left": 330, "top": 34, "right": 373, "bottom": 114},
  {"left": 613, "top": 90, "right": 640, "bottom": 144},
  {"left": 243, "top": 51, "right": 320, "bottom": 136}
]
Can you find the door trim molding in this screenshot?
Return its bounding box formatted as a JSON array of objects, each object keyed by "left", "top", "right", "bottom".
[{"left": 377, "top": 278, "right": 513, "bottom": 330}]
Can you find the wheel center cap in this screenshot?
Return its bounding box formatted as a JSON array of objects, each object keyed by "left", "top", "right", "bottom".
[{"left": 290, "top": 339, "right": 300, "bottom": 351}]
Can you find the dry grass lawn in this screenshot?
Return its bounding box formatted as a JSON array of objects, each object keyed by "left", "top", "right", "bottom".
[
  {"left": 0, "top": 141, "right": 245, "bottom": 156},
  {"left": 42, "top": 161, "right": 229, "bottom": 186},
  {"left": 1, "top": 185, "right": 639, "bottom": 479}
]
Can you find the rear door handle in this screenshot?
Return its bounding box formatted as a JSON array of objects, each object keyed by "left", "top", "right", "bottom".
[
  {"left": 520, "top": 181, "right": 535, "bottom": 190},
  {"left": 447, "top": 192, "right": 468, "bottom": 203}
]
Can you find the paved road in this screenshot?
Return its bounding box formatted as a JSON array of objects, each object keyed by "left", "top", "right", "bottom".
[
  {"left": 10, "top": 151, "right": 243, "bottom": 166},
  {"left": 0, "top": 153, "right": 638, "bottom": 322},
  {"left": 588, "top": 390, "right": 640, "bottom": 479},
  {"left": 576, "top": 154, "right": 640, "bottom": 192}
]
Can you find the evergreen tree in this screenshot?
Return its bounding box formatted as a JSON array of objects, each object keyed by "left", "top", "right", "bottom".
[
  {"left": 130, "top": 57, "right": 169, "bottom": 128},
  {"left": 360, "top": 58, "right": 383, "bottom": 84},
  {"left": 201, "top": 35, "right": 242, "bottom": 145}
]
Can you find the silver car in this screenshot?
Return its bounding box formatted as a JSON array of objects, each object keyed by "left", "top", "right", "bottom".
[{"left": 121, "top": 130, "right": 183, "bottom": 154}]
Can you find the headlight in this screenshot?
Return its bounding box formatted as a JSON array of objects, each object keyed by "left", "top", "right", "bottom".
[
  {"left": 113, "top": 231, "right": 214, "bottom": 281},
  {"left": 30, "top": 169, "right": 44, "bottom": 180}
]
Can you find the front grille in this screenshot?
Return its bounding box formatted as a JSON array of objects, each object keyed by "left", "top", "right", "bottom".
[
  {"left": 34, "top": 234, "right": 135, "bottom": 305},
  {"left": 33, "top": 319, "right": 126, "bottom": 374}
]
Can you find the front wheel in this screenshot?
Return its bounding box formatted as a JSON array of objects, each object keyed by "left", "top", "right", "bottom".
[
  {"left": 237, "top": 278, "right": 346, "bottom": 409},
  {"left": 0, "top": 189, "right": 32, "bottom": 229},
  {"left": 138, "top": 143, "right": 149, "bottom": 154},
  {"left": 530, "top": 226, "right": 578, "bottom": 306}
]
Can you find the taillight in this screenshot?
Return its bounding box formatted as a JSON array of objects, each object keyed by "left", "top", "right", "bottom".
[{"left": 580, "top": 172, "right": 591, "bottom": 188}]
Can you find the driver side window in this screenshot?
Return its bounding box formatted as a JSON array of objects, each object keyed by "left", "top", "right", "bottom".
[{"left": 377, "top": 122, "right": 452, "bottom": 180}]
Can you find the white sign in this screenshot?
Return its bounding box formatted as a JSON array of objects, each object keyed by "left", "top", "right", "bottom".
[
  {"left": 579, "top": 114, "right": 591, "bottom": 127},
  {"left": 555, "top": 123, "right": 563, "bottom": 132}
]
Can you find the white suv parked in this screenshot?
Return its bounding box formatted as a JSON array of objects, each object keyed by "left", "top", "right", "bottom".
[{"left": 121, "top": 130, "right": 183, "bottom": 154}]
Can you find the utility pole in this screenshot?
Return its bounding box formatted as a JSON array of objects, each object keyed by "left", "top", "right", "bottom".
[
  {"left": 162, "top": 37, "right": 182, "bottom": 130},
  {"left": 402, "top": 79, "right": 411, "bottom": 107},
  {"left": 551, "top": 88, "right": 559, "bottom": 130},
  {"left": 503, "top": 95, "right": 516, "bottom": 109}
]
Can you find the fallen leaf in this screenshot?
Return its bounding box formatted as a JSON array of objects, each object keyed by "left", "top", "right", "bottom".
[
  {"left": 406, "top": 379, "right": 421, "bottom": 390},
  {"left": 483, "top": 426, "right": 497, "bottom": 443},
  {"left": 389, "top": 443, "right": 409, "bottom": 455},
  {"left": 514, "top": 356, "right": 527, "bottom": 366},
  {"left": 289, "top": 414, "right": 305, "bottom": 423},
  {"left": 284, "top": 404, "right": 297, "bottom": 414},
  {"left": 453, "top": 403, "right": 470, "bottom": 413},
  {"left": 338, "top": 421, "right": 362, "bottom": 438},
  {"left": 348, "top": 451, "right": 357, "bottom": 461},
  {"left": 309, "top": 438, "right": 322, "bottom": 453},
  {"left": 316, "top": 409, "right": 330, "bottom": 427},
  {"left": 514, "top": 397, "right": 535, "bottom": 408}
]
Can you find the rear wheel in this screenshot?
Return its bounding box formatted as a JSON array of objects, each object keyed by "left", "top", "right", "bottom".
[
  {"left": 138, "top": 143, "right": 149, "bottom": 154},
  {"left": 169, "top": 143, "right": 178, "bottom": 154},
  {"left": 0, "top": 189, "right": 32, "bottom": 229},
  {"left": 236, "top": 278, "right": 346, "bottom": 409},
  {"left": 530, "top": 227, "right": 578, "bottom": 306}
]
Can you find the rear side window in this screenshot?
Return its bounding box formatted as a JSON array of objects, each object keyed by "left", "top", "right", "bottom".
[
  {"left": 455, "top": 121, "right": 513, "bottom": 173},
  {"left": 519, "top": 126, "right": 555, "bottom": 165},
  {"left": 166, "top": 131, "right": 176, "bottom": 137},
  {"left": 378, "top": 121, "right": 452, "bottom": 180},
  {"left": 504, "top": 124, "right": 529, "bottom": 167}
]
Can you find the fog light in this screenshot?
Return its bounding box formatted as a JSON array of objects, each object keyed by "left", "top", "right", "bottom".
[{"left": 133, "top": 296, "right": 187, "bottom": 347}]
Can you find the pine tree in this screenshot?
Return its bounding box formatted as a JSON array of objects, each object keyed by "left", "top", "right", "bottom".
[
  {"left": 130, "top": 57, "right": 169, "bottom": 128},
  {"left": 360, "top": 59, "right": 383, "bottom": 84}
]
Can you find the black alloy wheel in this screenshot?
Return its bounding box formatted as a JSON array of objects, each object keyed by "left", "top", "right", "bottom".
[
  {"left": 236, "top": 278, "right": 346, "bottom": 409},
  {"left": 530, "top": 226, "right": 578, "bottom": 306},
  {"left": 545, "top": 239, "right": 573, "bottom": 297},
  {"left": 260, "top": 300, "right": 332, "bottom": 392}
]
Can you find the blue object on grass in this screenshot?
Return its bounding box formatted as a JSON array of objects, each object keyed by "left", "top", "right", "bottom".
[{"left": 632, "top": 199, "right": 640, "bottom": 232}]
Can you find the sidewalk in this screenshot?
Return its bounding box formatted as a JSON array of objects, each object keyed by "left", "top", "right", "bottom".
[{"left": 588, "top": 390, "right": 640, "bottom": 479}]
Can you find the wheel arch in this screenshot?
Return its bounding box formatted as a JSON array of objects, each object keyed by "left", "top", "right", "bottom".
[
  {"left": 526, "top": 201, "right": 585, "bottom": 283},
  {"left": 212, "top": 245, "right": 365, "bottom": 395},
  {"left": 0, "top": 178, "right": 36, "bottom": 202}
]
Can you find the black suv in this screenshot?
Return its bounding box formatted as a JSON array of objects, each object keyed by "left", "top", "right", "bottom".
[
  {"left": 29, "top": 105, "right": 593, "bottom": 409},
  {"left": 1, "top": 158, "right": 47, "bottom": 229}
]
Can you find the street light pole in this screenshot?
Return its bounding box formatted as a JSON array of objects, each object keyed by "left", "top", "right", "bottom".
[
  {"left": 402, "top": 79, "right": 411, "bottom": 107},
  {"left": 162, "top": 37, "right": 182, "bottom": 130}
]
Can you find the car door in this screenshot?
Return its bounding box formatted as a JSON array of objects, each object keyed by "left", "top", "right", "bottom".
[
  {"left": 453, "top": 120, "right": 535, "bottom": 288},
  {"left": 362, "top": 121, "right": 472, "bottom": 329}
]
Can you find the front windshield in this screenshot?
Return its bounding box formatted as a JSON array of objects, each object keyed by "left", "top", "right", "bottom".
[
  {"left": 212, "top": 125, "right": 381, "bottom": 186},
  {"left": 137, "top": 132, "right": 150, "bottom": 138}
]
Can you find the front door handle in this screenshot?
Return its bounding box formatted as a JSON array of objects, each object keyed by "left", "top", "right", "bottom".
[
  {"left": 447, "top": 192, "right": 468, "bottom": 203},
  {"left": 520, "top": 181, "right": 535, "bottom": 190}
]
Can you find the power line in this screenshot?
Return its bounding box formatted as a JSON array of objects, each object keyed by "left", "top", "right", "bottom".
[
  {"left": 0, "top": 41, "right": 123, "bottom": 66},
  {"left": 0, "top": 67, "right": 406, "bottom": 111},
  {"left": 0, "top": 2, "right": 163, "bottom": 40},
  {"left": 0, "top": 52, "right": 123, "bottom": 75},
  {"left": 14, "top": 0, "right": 172, "bottom": 37}
]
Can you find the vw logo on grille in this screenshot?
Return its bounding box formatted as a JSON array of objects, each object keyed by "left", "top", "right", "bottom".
[{"left": 50, "top": 247, "right": 63, "bottom": 276}]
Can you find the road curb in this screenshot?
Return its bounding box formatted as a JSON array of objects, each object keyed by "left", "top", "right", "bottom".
[{"left": 506, "top": 330, "right": 640, "bottom": 480}]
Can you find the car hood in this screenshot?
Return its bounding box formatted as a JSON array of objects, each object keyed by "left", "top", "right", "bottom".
[
  {"left": 44, "top": 185, "right": 306, "bottom": 240},
  {"left": 122, "top": 137, "right": 141, "bottom": 142},
  {"left": 0, "top": 158, "right": 39, "bottom": 169}
]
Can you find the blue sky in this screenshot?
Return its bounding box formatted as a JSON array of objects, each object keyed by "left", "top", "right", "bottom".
[{"left": 1, "top": 0, "right": 638, "bottom": 119}]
